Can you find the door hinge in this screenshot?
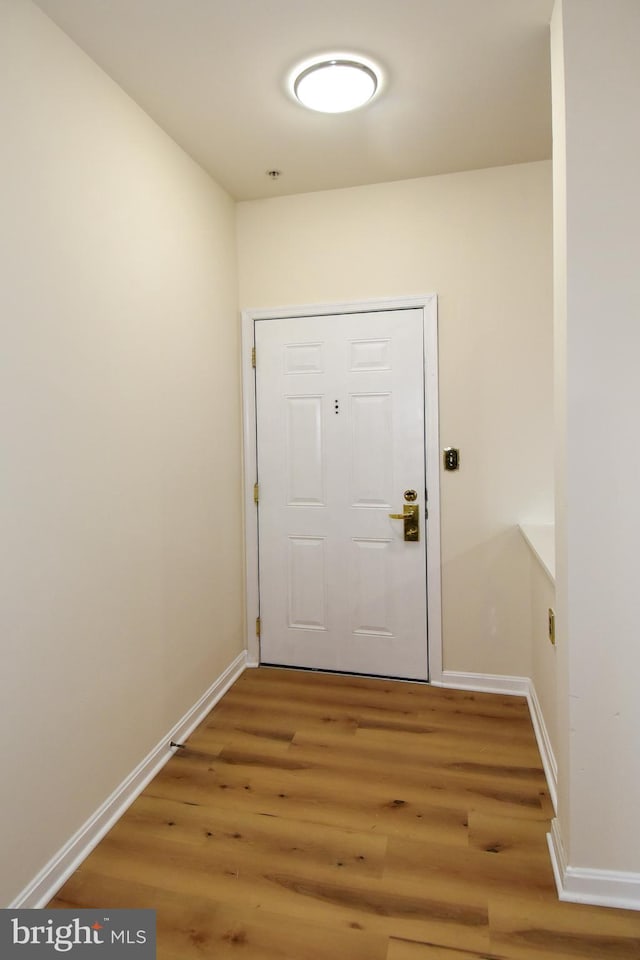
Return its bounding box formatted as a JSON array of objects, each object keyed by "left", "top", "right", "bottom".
[
  {"left": 255, "top": 616, "right": 261, "bottom": 637},
  {"left": 253, "top": 482, "right": 259, "bottom": 504},
  {"left": 251, "top": 346, "right": 256, "bottom": 368}
]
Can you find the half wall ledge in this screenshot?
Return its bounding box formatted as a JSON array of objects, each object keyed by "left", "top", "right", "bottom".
[{"left": 520, "top": 522, "right": 555, "bottom": 583}]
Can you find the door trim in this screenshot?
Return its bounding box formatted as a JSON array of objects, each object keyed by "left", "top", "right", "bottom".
[{"left": 241, "top": 295, "right": 442, "bottom": 682}]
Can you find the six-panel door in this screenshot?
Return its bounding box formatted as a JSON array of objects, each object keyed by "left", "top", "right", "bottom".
[{"left": 255, "top": 309, "right": 428, "bottom": 680}]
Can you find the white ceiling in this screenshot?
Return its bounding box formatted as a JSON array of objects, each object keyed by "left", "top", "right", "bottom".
[{"left": 33, "top": 0, "right": 554, "bottom": 201}]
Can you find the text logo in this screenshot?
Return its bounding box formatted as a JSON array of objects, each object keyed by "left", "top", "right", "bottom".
[{"left": 0, "top": 910, "right": 155, "bottom": 958}]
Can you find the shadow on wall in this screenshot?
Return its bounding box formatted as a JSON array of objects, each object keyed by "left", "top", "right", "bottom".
[{"left": 440, "top": 525, "right": 533, "bottom": 677}]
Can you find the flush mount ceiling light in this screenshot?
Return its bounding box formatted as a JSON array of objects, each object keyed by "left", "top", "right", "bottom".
[{"left": 292, "top": 57, "right": 380, "bottom": 113}]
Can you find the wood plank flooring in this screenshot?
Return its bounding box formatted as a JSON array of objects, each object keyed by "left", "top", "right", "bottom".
[{"left": 49, "top": 667, "right": 640, "bottom": 959}]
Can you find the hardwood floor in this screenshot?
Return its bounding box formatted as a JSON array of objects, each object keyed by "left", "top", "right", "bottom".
[{"left": 50, "top": 667, "right": 640, "bottom": 959}]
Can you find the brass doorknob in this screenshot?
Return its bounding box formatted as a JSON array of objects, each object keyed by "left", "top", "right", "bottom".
[{"left": 388, "top": 504, "right": 420, "bottom": 542}]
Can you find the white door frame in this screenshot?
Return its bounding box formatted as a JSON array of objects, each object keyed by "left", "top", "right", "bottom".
[{"left": 241, "top": 295, "right": 442, "bottom": 683}]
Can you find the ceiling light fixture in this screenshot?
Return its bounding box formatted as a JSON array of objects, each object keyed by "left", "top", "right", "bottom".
[{"left": 292, "top": 57, "right": 380, "bottom": 113}]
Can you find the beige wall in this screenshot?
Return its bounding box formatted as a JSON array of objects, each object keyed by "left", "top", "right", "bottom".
[
  {"left": 0, "top": 0, "right": 243, "bottom": 905},
  {"left": 552, "top": 0, "right": 640, "bottom": 876},
  {"left": 550, "top": 0, "right": 572, "bottom": 858},
  {"left": 237, "top": 162, "right": 554, "bottom": 678}
]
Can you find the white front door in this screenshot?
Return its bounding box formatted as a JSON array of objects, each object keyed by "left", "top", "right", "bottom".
[{"left": 255, "top": 308, "right": 428, "bottom": 680}]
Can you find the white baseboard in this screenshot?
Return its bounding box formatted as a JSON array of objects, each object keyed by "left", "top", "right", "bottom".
[
  {"left": 436, "top": 671, "right": 558, "bottom": 812},
  {"left": 548, "top": 819, "right": 640, "bottom": 912},
  {"left": 435, "top": 670, "right": 530, "bottom": 697},
  {"left": 525, "top": 679, "right": 558, "bottom": 812},
  {"left": 10, "top": 650, "right": 247, "bottom": 909}
]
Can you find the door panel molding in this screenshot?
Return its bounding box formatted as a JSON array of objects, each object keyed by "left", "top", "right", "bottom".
[{"left": 241, "top": 295, "right": 442, "bottom": 681}]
